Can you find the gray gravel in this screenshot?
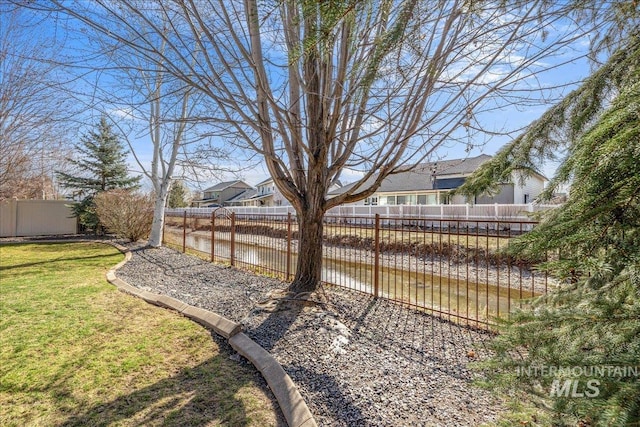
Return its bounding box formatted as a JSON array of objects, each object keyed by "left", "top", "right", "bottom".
[{"left": 118, "top": 243, "right": 505, "bottom": 426}]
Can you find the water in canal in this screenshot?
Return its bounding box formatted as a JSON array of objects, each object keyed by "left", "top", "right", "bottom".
[{"left": 166, "top": 229, "right": 532, "bottom": 324}]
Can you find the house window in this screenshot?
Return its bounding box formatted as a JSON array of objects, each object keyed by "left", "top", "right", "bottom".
[
  {"left": 364, "top": 196, "right": 378, "bottom": 206},
  {"left": 524, "top": 194, "right": 530, "bottom": 203},
  {"left": 417, "top": 195, "right": 427, "bottom": 205},
  {"left": 396, "top": 195, "right": 416, "bottom": 205},
  {"left": 379, "top": 195, "right": 395, "bottom": 205}
]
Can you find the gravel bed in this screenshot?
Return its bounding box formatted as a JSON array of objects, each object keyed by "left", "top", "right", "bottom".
[
  {"left": 117, "top": 243, "right": 506, "bottom": 426},
  {"left": 117, "top": 244, "right": 286, "bottom": 323}
]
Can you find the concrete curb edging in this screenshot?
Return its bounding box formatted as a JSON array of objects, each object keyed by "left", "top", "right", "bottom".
[
  {"left": 230, "top": 333, "right": 317, "bottom": 427},
  {"left": 102, "top": 241, "right": 317, "bottom": 427}
]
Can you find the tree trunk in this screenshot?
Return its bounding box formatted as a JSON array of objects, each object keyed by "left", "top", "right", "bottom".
[
  {"left": 289, "top": 200, "right": 325, "bottom": 294},
  {"left": 148, "top": 183, "right": 169, "bottom": 247}
]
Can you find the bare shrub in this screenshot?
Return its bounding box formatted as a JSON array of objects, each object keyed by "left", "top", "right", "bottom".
[{"left": 94, "top": 190, "right": 153, "bottom": 241}]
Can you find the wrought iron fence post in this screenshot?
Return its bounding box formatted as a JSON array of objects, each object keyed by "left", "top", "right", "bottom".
[
  {"left": 210, "top": 211, "right": 215, "bottom": 263},
  {"left": 230, "top": 212, "right": 236, "bottom": 267},
  {"left": 182, "top": 210, "right": 187, "bottom": 253},
  {"left": 374, "top": 213, "right": 380, "bottom": 298},
  {"left": 286, "top": 212, "right": 292, "bottom": 280}
]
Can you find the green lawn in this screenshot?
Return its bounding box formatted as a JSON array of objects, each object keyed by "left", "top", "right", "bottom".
[{"left": 0, "top": 242, "right": 280, "bottom": 427}]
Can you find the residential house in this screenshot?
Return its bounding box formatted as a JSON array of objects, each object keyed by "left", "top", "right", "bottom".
[
  {"left": 224, "top": 188, "right": 257, "bottom": 206},
  {"left": 234, "top": 177, "right": 344, "bottom": 207},
  {"left": 233, "top": 178, "right": 288, "bottom": 206},
  {"left": 192, "top": 180, "right": 253, "bottom": 207},
  {"left": 328, "top": 154, "right": 546, "bottom": 206}
]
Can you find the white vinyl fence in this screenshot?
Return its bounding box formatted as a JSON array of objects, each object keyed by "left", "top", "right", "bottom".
[{"left": 167, "top": 203, "right": 555, "bottom": 221}]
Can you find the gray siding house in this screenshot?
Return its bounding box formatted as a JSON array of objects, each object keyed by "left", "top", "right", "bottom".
[
  {"left": 192, "top": 180, "right": 253, "bottom": 207},
  {"left": 329, "top": 154, "right": 546, "bottom": 206}
]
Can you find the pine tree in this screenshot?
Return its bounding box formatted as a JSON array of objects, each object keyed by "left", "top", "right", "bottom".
[
  {"left": 167, "top": 180, "right": 189, "bottom": 208},
  {"left": 459, "top": 33, "right": 640, "bottom": 426},
  {"left": 57, "top": 116, "right": 141, "bottom": 232}
]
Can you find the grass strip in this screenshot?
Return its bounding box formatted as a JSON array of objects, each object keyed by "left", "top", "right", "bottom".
[{"left": 0, "top": 242, "right": 279, "bottom": 427}]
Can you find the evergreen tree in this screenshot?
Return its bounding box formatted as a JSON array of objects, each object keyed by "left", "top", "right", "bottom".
[
  {"left": 458, "top": 33, "right": 640, "bottom": 426},
  {"left": 167, "top": 180, "right": 189, "bottom": 208},
  {"left": 57, "top": 116, "right": 141, "bottom": 232}
]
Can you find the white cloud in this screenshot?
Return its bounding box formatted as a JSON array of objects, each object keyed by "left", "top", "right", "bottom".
[{"left": 109, "top": 107, "right": 136, "bottom": 120}]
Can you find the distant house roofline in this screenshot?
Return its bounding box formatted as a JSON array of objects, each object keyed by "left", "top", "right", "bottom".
[
  {"left": 202, "top": 179, "right": 252, "bottom": 193},
  {"left": 225, "top": 188, "right": 257, "bottom": 203},
  {"left": 511, "top": 166, "right": 547, "bottom": 182},
  {"left": 250, "top": 193, "right": 274, "bottom": 201},
  {"left": 328, "top": 154, "right": 496, "bottom": 196},
  {"left": 256, "top": 177, "right": 274, "bottom": 186}
]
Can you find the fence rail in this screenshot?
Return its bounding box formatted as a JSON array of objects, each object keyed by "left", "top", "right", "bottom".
[
  {"left": 163, "top": 210, "right": 552, "bottom": 329},
  {"left": 167, "top": 203, "right": 556, "bottom": 221}
]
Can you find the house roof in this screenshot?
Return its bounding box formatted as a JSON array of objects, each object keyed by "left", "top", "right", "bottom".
[
  {"left": 329, "top": 154, "right": 493, "bottom": 195},
  {"left": 225, "top": 188, "right": 257, "bottom": 202},
  {"left": 202, "top": 180, "right": 252, "bottom": 192},
  {"left": 256, "top": 177, "right": 273, "bottom": 186},
  {"left": 249, "top": 193, "right": 274, "bottom": 201}
]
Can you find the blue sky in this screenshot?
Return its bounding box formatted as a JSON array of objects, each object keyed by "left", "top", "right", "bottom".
[
  {"left": 188, "top": 44, "right": 590, "bottom": 190},
  {"left": 14, "top": 4, "right": 595, "bottom": 193}
]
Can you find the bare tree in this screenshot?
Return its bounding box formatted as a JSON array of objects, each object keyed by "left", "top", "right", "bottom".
[
  {"left": 29, "top": 6, "right": 247, "bottom": 246},
  {"left": 95, "top": 189, "right": 154, "bottom": 241},
  {"left": 27, "top": 0, "right": 626, "bottom": 292},
  {"left": 110, "top": 63, "right": 196, "bottom": 247},
  {"left": 90, "top": 39, "right": 237, "bottom": 246},
  {"left": 0, "top": 5, "right": 73, "bottom": 200}
]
